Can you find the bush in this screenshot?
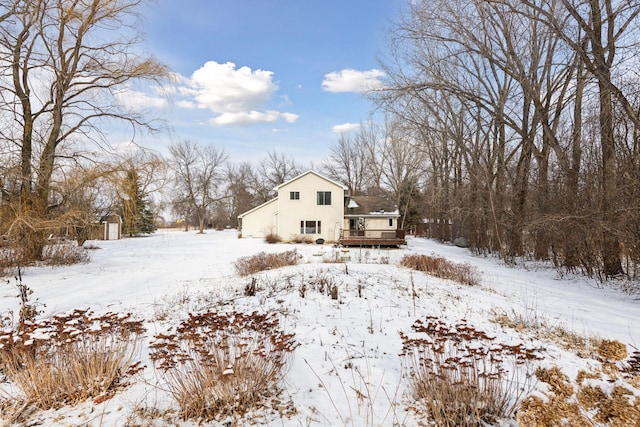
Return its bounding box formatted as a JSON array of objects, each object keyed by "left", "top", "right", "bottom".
[
  {"left": 400, "top": 254, "right": 480, "bottom": 286},
  {"left": 0, "top": 248, "right": 16, "bottom": 277},
  {"left": 234, "top": 250, "right": 299, "bottom": 276},
  {"left": 400, "top": 316, "right": 539, "bottom": 426},
  {"left": 290, "top": 235, "right": 313, "bottom": 244},
  {"left": 149, "top": 310, "right": 298, "bottom": 421},
  {"left": 0, "top": 309, "right": 145, "bottom": 410},
  {"left": 264, "top": 232, "right": 282, "bottom": 244},
  {"left": 41, "top": 242, "right": 90, "bottom": 265},
  {"left": 0, "top": 242, "right": 89, "bottom": 275}
]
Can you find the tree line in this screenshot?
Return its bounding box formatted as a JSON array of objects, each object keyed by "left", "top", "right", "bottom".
[{"left": 368, "top": 0, "right": 640, "bottom": 280}]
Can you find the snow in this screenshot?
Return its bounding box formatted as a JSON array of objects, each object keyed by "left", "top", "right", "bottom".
[{"left": 0, "top": 228, "right": 638, "bottom": 426}]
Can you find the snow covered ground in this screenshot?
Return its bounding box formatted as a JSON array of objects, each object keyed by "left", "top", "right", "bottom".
[{"left": 0, "top": 228, "right": 638, "bottom": 426}]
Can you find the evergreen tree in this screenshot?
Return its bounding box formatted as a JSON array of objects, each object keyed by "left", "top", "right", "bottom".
[{"left": 119, "top": 169, "right": 155, "bottom": 236}]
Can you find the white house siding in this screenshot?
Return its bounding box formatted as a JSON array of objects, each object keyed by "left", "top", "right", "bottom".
[
  {"left": 366, "top": 216, "right": 398, "bottom": 231},
  {"left": 238, "top": 198, "right": 278, "bottom": 238},
  {"left": 343, "top": 215, "right": 400, "bottom": 238},
  {"left": 276, "top": 172, "right": 345, "bottom": 243}
]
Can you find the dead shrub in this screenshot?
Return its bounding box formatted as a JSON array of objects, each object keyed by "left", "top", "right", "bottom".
[
  {"left": 41, "top": 242, "right": 90, "bottom": 265},
  {"left": 0, "top": 248, "right": 16, "bottom": 277},
  {"left": 149, "top": 310, "right": 298, "bottom": 421},
  {"left": 400, "top": 254, "right": 480, "bottom": 286},
  {"left": 400, "top": 316, "right": 540, "bottom": 426},
  {"left": 625, "top": 350, "right": 640, "bottom": 376},
  {"left": 0, "top": 309, "right": 145, "bottom": 410},
  {"left": 264, "top": 232, "right": 282, "bottom": 244},
  {"left": 244, "top": 277, "right": 259, "bottom": 296},
  {"left": 0, "top": 245, "right": 29, "bottom": 275},
  {"left": 307, "top": 270, "right": 335, "bottom": 295},
  {"left": 234, "top": 250, "right": 299, "bottom": 276},
  {"left": 290, "top": 235, "right": 313, "bottom": 244}
]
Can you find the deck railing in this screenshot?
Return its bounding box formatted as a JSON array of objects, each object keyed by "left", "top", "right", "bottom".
[{"left": 340, "top": 229, "right": 406, "bottom": 240}]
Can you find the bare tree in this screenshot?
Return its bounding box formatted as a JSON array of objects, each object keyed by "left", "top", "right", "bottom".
[
  {"left": 376, "top": 0, "right": 640, "bottom": 278},
  {"left": 323, "top": 126, "right": 375, "bottom": 196},
  {"left": 376, "top": 118, "right": 427, "bottom": 229},
  {"left": 224, "top": 162, "right": 260, "bottom": 228},
  {"left": 0, "top": 0, "right": 167, "bottom": 259},
  {"left": 514, "top": 0, "right": 640, "bottom": 275},
  {"left": 255, "top": 150, "right": 302, "bottom": 201},
  {"left": 169, "top": 141, "right": 229, "bottom": 234}
]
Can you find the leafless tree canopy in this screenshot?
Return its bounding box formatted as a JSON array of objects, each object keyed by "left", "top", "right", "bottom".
[
  {"left": 169, "top": 141, "right": 229, "bottom": 234},
  {"left": 372, "top": 0, "right": 640, "bottom": 279},
  {"left": 0, "top": 0, "right": 168, "bottom": 260}
]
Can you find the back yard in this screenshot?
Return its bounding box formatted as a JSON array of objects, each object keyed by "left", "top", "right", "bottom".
[{"left": 0, "top": 229, "right": 638, "bottom": 426}]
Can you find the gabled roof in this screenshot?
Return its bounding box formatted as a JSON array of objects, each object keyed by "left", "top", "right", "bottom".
[
  {"left": 237, "top": 197, "right": 277, "bottom": 218},
  {"left": 275, "top": 170, "right": 348, "bottom": 191},
  {"left": 344, "top": 195, "right": 400, "bottom": 217}
]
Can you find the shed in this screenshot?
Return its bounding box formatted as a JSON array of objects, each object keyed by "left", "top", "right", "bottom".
[{"left": 102, "top": 214, "right": 122, "bottom": 240}]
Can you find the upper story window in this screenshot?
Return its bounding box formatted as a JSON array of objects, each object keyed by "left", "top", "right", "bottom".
[
  {"left": 317, "top": 191, "right": 331, "bottom": 205},
  {"left": 290, "top": 191, "right": 300, "bottom": 200},
  {"left": 389, "top": 218, "right": 394, "bottom": 227}
]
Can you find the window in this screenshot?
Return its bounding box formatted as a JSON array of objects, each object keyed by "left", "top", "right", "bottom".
[
  {"left": 389, "top": 218, "right": 394, "bottom": 227},
  {"left": 290, "top": 191, "right": 300, "bottom": 200},
  {"left": 317, "top": 191, "right": 331, "bottom": 205},
  {"left": 300, "top": 220, "right": 321, "bottom": 234}
]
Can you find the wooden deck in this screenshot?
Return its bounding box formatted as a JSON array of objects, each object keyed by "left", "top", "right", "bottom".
[{"left": 338, "top": 229, "right": 407, "bottom": 247}]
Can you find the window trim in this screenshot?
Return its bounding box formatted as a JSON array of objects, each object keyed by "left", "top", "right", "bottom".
[
  {"left": 316, "top": 191, "right": 331, "bottom": 205},
  {"left": 300, "top": 220, "right": 322, "bottom": 234}
]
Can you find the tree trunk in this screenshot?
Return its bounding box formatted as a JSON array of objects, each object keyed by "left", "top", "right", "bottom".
[
  {"left": 534, "top": 138, "right": 550, "bottom": 260},
  {"left": 599, "top": 78, "right": 622, "bottom": 276},
  {"left": 564, "top": 61, "right": 585, "bottom": 269},
  {"left": 590, "top": 0, "right": 623, "bottom": 276}
]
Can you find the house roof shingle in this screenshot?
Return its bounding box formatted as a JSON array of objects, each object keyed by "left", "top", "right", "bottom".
[{"left": 344, "top": 195, "right": 400, "bottom": 217}]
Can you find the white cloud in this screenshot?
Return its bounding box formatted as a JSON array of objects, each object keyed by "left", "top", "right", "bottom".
[
  {"left": 211, "top": 110, "right": 299, "bottom": 126},
  {"left": 174, "top": 61, "right": 297, "bottom": 126},
  {"left": 176, "top": 100, "right": 196, "bottom": 109},
  {"left": 332, "top": 122, "right": 361, "bottom": 133},
  {"left": 115, "top": 88, "right": 168, "bottom": 109},
  {"left": 322, "top": 69, "right": 386, "bottom": 93},
  {"left": 281, "top": 112, "right": 299, "bottom": 123}
]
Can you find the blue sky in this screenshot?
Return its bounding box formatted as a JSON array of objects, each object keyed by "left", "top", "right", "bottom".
[{"left": 133, "top": 0, "right": 403, "bottom": 165}]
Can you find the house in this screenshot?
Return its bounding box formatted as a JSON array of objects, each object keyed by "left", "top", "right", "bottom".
[
  {"left": 237, "top": 170, "right": 406, "bottom": 246},
  {"left": 340, "top": 195, "right": 406, "bottom": 246}
]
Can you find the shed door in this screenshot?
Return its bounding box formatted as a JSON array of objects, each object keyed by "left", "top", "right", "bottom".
[{"left": 107, "top": 223, "right": 119, "bottom": 240}]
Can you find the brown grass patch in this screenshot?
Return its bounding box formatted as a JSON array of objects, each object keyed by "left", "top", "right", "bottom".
[
  {"left": 234, "top": 250, "right": 299, "bottom": 276},
  {"left": 518, "top": 364, "right": 640, "bottom": 426},
  {"left": 400, "top": 254, "right": 480, "bottom": 286},
  {"left": 491, "top": 309, "right": 601, "bottom": 358},
  {"left": 597, "top": 339, "right": 628, "bottom": 362}
]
